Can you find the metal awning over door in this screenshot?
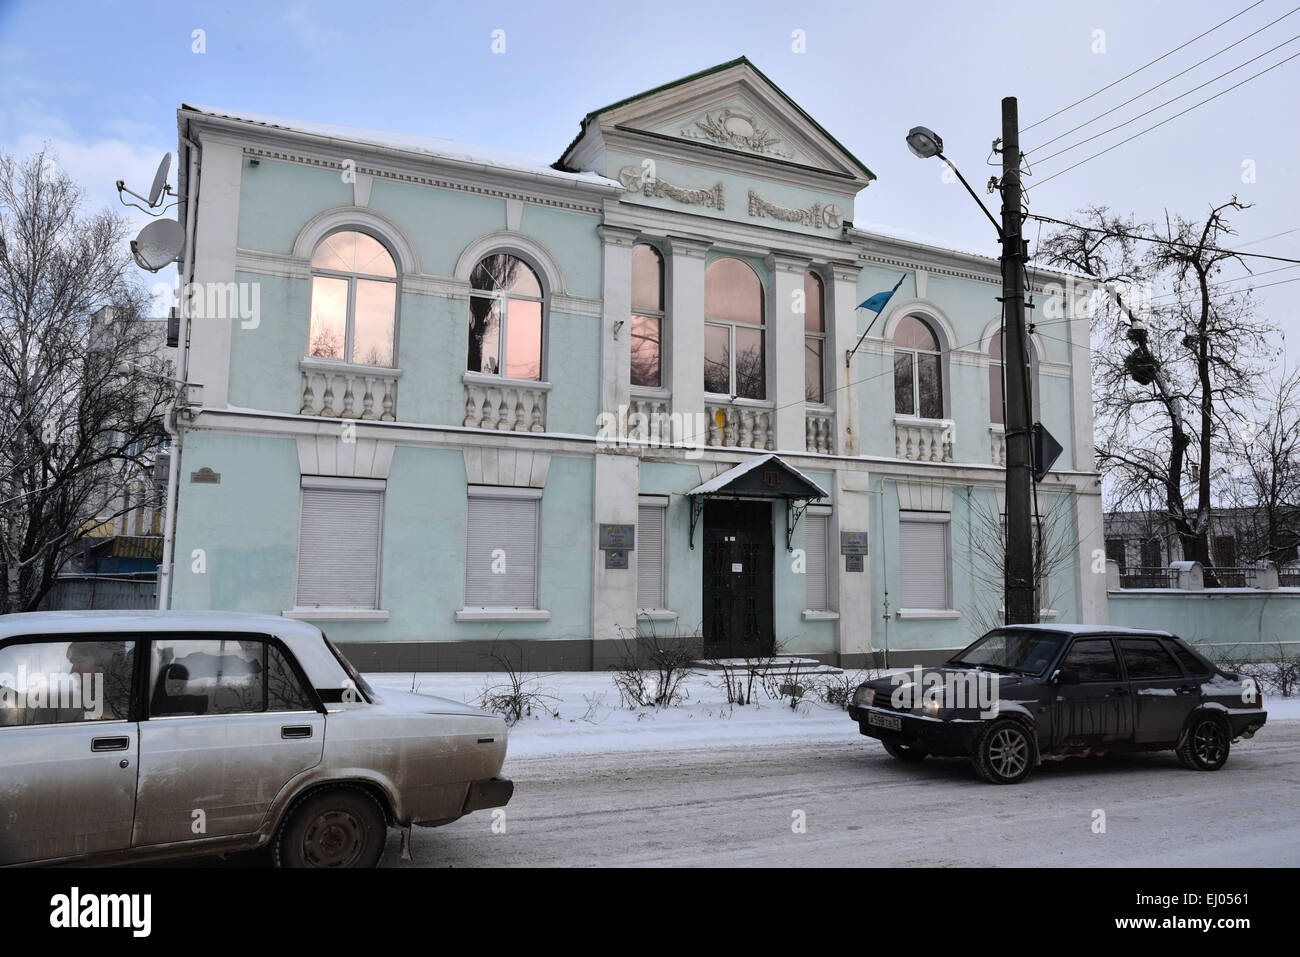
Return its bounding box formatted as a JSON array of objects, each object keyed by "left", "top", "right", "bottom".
[{"left": 686, "top": 453, "right": 828, "bottom": 551}]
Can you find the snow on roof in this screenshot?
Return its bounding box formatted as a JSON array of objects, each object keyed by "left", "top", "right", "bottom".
[
  {"left": 181, "top": 104, "right": 623, "bottom": 190},
  {"left": 688, "top": 453, "right": 829, "bottom": 498}
]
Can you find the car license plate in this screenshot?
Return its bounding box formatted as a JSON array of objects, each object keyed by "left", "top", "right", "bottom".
[{"left": 868, "top": 711, "right": 902, "bottom": 731}]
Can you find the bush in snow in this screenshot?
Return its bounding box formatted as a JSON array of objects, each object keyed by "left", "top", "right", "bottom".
[
  {"left": 610, "top": 629, "right": 696, "bottom": 709},
  {"left": 476, "top": 647, "right": 559, "bottom": 725}
]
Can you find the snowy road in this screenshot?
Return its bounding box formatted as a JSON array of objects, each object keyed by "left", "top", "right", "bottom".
[{"left": 377, "top": 718, "right": 1300, "bottom": 868}]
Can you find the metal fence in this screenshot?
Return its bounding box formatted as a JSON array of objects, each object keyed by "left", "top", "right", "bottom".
[
  {"left": 1118, "top": 566, "right": 1179, "bottom": 589},
  {"left": 38, "top": 575, "right": 158, "bottom": 610}
]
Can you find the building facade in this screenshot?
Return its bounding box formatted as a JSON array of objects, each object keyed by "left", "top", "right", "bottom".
[{"left": 165, "top": 58, "right": 1106, "bottom": 670}]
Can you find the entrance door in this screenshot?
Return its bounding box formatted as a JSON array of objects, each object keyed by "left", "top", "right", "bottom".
[{"left": 702, "top": 500, "right": 774, "bottom": 659}]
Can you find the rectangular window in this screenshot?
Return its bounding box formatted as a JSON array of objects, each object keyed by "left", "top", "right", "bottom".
[
  {"left": 148, "top": 637, "right": 316, "bottom": 717},
  {"left": 805, "top": 512, "right": 831, "bottom": 611},
  {"left": 295, "top": 477, "right": 384, "bottom": 610},
  {"left": 465, "top": 489, "right": 540, "bottom": 609},
  {"left": 1213, "top": 534, "right": 1237, "bottom": 568},
  {"left": 1140, "top": 538, "right": 1162, "bottom": 568},
  {"left": 899, "top": 517, "right": 950, "bottom": 610},
  {"left": 1104, "top": 537, "right": 1126, "bottom": 575},
  {"left": 637, "top": 503, "right": 667, "bottom": 610},
  {"left": 0, "top": 639, "right": 136, "bottom": 726}
]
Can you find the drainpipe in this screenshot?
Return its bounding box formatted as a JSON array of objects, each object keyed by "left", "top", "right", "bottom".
[{"left": 158, "top": 131, "right": 201, "bottom": 610}]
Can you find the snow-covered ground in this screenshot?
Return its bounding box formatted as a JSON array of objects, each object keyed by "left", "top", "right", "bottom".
[{"left": 364, "top": 669, "right": 1300, "bottom": 760}]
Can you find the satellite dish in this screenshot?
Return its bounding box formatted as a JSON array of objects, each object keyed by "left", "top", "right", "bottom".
[
  {"left": 131, "top": 218, "right": 184, "bottom": 272},
  {"left": 148, "top": 153, "right": 172, "bottom": 206}
]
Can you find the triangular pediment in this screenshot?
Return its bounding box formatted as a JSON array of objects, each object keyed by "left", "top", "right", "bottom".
[{"left": 561, "top": 58, "right": 873, "bottom": 186}]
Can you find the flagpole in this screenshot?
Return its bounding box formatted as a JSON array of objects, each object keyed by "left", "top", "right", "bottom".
[{"left": 844, "top": 273, "right": 907, "bottom": 368}]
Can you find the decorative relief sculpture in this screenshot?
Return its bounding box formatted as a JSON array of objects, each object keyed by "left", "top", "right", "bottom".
[
  {"left": 618, "top": 165, "right": 725, "bottom": 210},
  {"left": 681, "top": 108, "right": 795, "bottom": 159},
  {"left": 747, "top": 190, "right": 843, "bottom": 229}
]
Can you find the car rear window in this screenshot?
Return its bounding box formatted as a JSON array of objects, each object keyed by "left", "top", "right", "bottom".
[
  {"left": 1166, "top": 640, "right": 1211, "bottom": 677},
  {"left": 1118, "top": 638, "right": 1184, "bottom": 680}
]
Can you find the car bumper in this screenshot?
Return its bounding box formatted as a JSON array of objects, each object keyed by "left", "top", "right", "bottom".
[
  {"left": 848, "top": 704, "right": 984, "bottom": 756},
  {"left": 461, "top": 776, "right": 514, "bottom": 814},
  {"left": 1227, "top": 709, "right": 1267, "bottom": 739}
]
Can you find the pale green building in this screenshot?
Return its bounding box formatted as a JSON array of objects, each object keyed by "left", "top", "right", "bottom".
[{"left": 164, "top": 58, "right": 1107, "bottom": 670}]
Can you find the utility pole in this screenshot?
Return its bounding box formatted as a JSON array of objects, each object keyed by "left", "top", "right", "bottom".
[{"left": 1000, "top": 96, "right": 1036, "bottom": 624}]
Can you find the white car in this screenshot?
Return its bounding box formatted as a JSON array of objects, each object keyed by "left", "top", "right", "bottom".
[{"left": 0, "top": 610, "right": 512, "bottom": 867}]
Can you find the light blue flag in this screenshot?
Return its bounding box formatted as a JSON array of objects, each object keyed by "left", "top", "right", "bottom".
[{"left": 858, "top": 273, "right": 907, "bottom": 314}]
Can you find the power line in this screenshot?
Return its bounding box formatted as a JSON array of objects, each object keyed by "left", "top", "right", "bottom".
[
  {"left": 1023, "top": 1, "right": 1267, "bottom": 132},
  {"left": 1028, "top": 213, "right": 1300, "bottom": 265},
  {"left": 1027, "top": 48, "right": 1300, "bottom": 189},
  {"left": 1027, "top": 24, "right": 1300, "bottom": 161}
]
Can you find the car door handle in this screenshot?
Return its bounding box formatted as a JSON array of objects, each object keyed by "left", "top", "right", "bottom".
[
  {"left": 281, "top": 725, "right": 313, "bottom": 740},
  {"left": 91, "top": 736, "right": 130, "bottom": 752},
  {"left": 1108, "top": 687, "right": 1128, "bottom": 696}
]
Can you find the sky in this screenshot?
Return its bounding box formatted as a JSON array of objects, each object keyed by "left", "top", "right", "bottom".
[{"left": 0, "top": 0, "right": 1296, "bottom": 365}]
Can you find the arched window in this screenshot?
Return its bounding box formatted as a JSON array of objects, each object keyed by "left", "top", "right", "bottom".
[
  {"left": 308, "top": 230, "right": 398, "bottom": 366},
  {"left": 988, "top": 330, "right": 1039, "bottom": 425},
  {"left": 893, "top": 315, "right": 943, "bottom": 418},
  {"left": 804, "top": 271, "right": 825, "bottom": 404},
  {"left": 630, "top": 244, "right": 664, "bottom": 388},
  {"left": 704, "top": 258, "right": 765, "bottom": 399},
  {"left": 467, "top": 253, "right": 544, "bottom": 380}
]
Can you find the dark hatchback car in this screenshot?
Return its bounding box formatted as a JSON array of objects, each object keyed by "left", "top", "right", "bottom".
[{"left": 848, "top": 625, "right": 1267, "bottom": 784}]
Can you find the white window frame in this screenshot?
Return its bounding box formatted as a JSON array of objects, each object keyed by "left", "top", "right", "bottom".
[
  {"left": 636, "top": 496, "right": 674, "bottom": 620},
  {"left": 456, "top": 486, "right": 549, "bottom": 622},
  {"left": 286, "top": 475, "right": 389, "bottom": 621},
  {"left": 897, "top": 510, "right": 957, "bottom": 618}
]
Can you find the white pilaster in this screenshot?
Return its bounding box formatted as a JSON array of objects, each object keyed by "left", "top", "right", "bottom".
[
  {"left": 187, "top": 137, "right": 244, "bottom": 410},
  {"left": 591, "top": 453, "right": 640, "bottom": 645},
  {"left": 830, "top": 262, "right": 862, "bottom": 455},
  {"left": 1076, "top": 488, "right": 1109, "bottom": 624},
  {"left": 666, "top": 236, "right": 710, "bottom": 440},
  {"left": 769, "top": 253, "right": 809, "bottom": 452},
  {"left": 835, "top": 469, "right": 873, "bottom": 661},
  {"left": 598, "top": 225, "right": 638, "bottom": 422}
]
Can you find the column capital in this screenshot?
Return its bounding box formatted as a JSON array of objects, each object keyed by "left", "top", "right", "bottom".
[
  {"left": 665, "top": 235, "right": 712, "bottom": 259},
  {"left": 767, "top": 251, "right": 812, "bottom": 276},
  {"left": 597, "top": 224, "right": 640, "bottom": 248},
  {"left": 830, "top": 261, "right": 862, "bottom": 283}
]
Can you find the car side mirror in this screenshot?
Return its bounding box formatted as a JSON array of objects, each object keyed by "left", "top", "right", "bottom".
[{"left": 1053, "top": 668, "right": 1080, "bottom": 686}]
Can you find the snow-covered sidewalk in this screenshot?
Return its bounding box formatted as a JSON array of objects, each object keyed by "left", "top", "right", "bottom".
[{"left": 364, "top": 670, "right": 1300, "bottom": 761}]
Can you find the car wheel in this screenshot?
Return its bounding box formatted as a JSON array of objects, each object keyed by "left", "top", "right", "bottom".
[
  {"left": 882, "top": 739, "right": 928, "bottom": 761},
  {"left": 1177, "top": 714, "right": 1230, "bottom": 771},
  {"left": 973, "top": 718, "right": 1036, "bottom": 784},
  {"left": 274, "top": 786, "right": 388, "bottom": 868}
]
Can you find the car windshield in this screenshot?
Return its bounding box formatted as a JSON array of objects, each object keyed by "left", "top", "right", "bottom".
[{"left": 949, "top": 629, "right": 1068, "bottom": 676}]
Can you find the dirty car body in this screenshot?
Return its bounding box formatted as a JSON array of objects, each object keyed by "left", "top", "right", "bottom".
[
  {"left": 848, "top": 625, "right": 1267, "bottom": 784},
  {"left": 0, "top": 611, "right": 511, "bottom": 866}
]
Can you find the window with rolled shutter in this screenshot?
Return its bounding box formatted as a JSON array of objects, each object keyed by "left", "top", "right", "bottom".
[
  {"left": 465, "top": 493, "right": 540, "bottom": 608},
  {"left": 899, "top": 518, "right": 950, "bottom": 609},
  {"left": 296, "top": 482, "right": 384, "bottom": 609},
  {"left": 805, "top": 512, "right": 830, "bottom": 611},
  {"left": 637, "top": 503, "right": 667, "bottom": 610}
]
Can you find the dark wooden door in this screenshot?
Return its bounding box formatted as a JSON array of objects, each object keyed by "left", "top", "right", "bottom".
[{"left": 702, "top": 500, "right": 774, "bottom": 659}]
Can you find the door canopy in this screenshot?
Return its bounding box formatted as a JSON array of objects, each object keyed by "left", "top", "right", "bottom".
[{"left": 687, "top": 454, "right": 828, "bottom": 551}]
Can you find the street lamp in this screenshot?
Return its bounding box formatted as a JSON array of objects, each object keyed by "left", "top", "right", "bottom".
[
  {"left": 906, "top": 126, "right": 943, "bottom": 159},
  {"left": 907, "top": 104, "right": 1037, "bottom": 624}
]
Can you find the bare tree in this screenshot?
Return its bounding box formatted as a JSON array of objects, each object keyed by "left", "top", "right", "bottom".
[
  {"left": 961, "top": 492, "right": 1078, "bottom": 637},
  {"left": 1222, "top": 367, "right": 1300, "bottom": 565},
  {"left": 1039, "top": 198, "right": 1276, "bottom": 583},
  {"left": 0, "top": 147, "right": 174, "bottom": 612}
]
